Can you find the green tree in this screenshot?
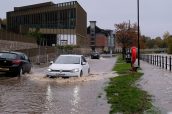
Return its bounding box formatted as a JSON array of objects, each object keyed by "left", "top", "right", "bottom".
[
  {"left": 154, "top": 37, "right": 164, "bottom": 48},
  {"left": 163, "top": 32, "right": 170, "bottom": 48},
  {"left": 27, "top": 28, "right": 43, "bottom": 64},
  {"left": 27, "top": 28, "right": 43, "bottom": 45},
  {"left": 162, "top": 32, "right": 172, "bottom": 53},
  {"left": 0, "top": 18, "right": 7, "bottom": 25},
  {"left": 140, "top": 35, "right": 151, "bottom": 49},
  {"left": 163, "top": 31, "right": 170, "bottom": 39},
  {"left": 2, "top": 19, "right": 7, "bottom": 25},
  {"left": 166, "top": 35, "right": 172, "bottom": 54}
]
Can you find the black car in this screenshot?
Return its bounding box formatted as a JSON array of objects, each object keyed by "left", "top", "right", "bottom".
[
  {"left": 91, "top": 51, "right": 100, "bottom": 59},
  {"left": 0, "top": 51, "right": 32, "bottom": 76}
]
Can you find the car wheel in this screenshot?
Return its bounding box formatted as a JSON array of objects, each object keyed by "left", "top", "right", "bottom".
[
  {"left": 27, "top": 67, "right": 31, "bottom": 74},
  {"left": 88, "top": 68, "right": 90, "bottom": 75},
  {"left": 18, "top": 67, "right": 23, "bottom": 77},
  {"left": 80, "top": 70, "right": 83, "bottom": 77}
]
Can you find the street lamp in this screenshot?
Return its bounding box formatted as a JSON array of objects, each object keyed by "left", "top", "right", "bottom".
[{"left": 137, "top": 0, "right": 140, "bottom": 67}]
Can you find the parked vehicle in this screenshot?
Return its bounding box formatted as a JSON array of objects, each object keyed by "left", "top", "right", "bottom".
[
  {"left": 0, "top": 51, "right": 32, "bottom": 76},
  {"left": 46, "top": 54, "right": 90, "bottom": 78},
  {"left": 91, "top": 51, "right": 100, "bottom": 59}
]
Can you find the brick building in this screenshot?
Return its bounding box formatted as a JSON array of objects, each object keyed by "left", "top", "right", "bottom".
[{"left": 87, "top": 25, "right": 115, "bottom": 53}]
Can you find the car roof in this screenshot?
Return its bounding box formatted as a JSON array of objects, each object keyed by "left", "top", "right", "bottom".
[
  {"left": 0, "top": 51, "right": 24, "bottom": 55},
  {"left": 60, "top": 54, "right": 83, "bottom": 57}
]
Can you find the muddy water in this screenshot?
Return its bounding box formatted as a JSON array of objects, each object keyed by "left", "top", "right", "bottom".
[{"left": 0, "top": 57, "right": 117, "bottom": 114}]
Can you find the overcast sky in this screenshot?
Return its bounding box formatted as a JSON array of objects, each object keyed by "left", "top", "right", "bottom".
[{"left": 0, "top": 0, "right": 172, "bottom": 38}]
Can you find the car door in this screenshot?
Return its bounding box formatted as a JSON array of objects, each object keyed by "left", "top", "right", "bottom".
[
  {"left": 20, "top": 54, "right": 31, "bottom": 73},
  {"left": 81, "top": 56, "right": 89, "bottom": 75}
]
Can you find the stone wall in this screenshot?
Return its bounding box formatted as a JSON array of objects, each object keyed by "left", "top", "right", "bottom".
[
  {"left": 0, "top": 30, "right": 36, "bottom": 43},
  {"left": 0, "top": 40, "right": 38, "bottom": 51}
]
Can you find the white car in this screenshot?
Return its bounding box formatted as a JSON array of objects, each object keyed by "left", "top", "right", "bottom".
[{"left": 46, "top": 54, "right": 90, "bottom": 77}]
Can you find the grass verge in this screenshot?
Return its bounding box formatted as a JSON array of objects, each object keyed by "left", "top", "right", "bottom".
[{"left": 105, "top": 55, "right": 152, "bottom": 114}]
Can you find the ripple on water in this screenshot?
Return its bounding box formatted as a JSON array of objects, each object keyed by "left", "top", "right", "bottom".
[{"left": 27, "top": 71, "right": 117, "bottom": 84}]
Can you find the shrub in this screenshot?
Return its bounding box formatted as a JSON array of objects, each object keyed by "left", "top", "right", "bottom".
[{"left": 167, "top": 38, "right": 172, "bottom": 54}]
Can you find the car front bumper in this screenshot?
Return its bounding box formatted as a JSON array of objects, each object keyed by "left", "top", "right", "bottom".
[{"left": 46, "top": 71, "right": 80, "bottom": 77}]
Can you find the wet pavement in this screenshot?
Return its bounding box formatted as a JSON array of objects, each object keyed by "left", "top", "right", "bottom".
[
  {"left": 0, "top": 57, "right": 117, "bottom": 114},
  {"left": 139, "top": 60, "right": 172, "bottom": 113}
]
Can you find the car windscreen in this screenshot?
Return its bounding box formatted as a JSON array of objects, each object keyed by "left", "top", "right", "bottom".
[
  {"left": 0, "top": 52, "right": 17, "bottom": 59},
  {"left": 55, "top": 56, "right": 80, "bottom": 64}
]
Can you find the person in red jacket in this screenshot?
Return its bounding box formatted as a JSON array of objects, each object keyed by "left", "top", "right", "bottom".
[{"left": 131, "top": 46, "right": 137, "bottom": 71}]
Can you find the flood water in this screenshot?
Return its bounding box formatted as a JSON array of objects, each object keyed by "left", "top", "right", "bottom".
[
  {"left": 0, "top": 57, "right": 117, "bottom": 114},
  {"left": 139, "top": 60, "right": 172, "bottom": 114}
]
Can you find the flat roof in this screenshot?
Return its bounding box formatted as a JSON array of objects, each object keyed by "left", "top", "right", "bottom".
[
  {"left": 14, "top": 2, "right": 54, "bottom": 11},
  {"left": 13, "top": 1, "right": 78, "bottom": 11}
]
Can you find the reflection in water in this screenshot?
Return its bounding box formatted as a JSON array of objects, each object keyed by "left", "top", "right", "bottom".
[
  {"left": 45, "top": 84, "right": 53, "bottom": 111},
  {"left": 71, "top": 86, "right": 80, "bottom": 114}
]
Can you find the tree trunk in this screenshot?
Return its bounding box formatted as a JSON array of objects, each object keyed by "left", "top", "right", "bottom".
[{"left": 122, "top": 47, "right": 126, "bottom": 60}]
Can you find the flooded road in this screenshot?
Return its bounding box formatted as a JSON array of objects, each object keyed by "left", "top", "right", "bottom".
[
  {"left": 139, "top": 61, "right": 172, "bottom": 113},
  {"left": 0, "top": 57, "right": 117, "bottom": 114}
]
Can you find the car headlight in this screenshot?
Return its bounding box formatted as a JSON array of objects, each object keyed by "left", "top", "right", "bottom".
[
  {"left": 72, "top": 68, "right": 79, "bottom": 72},
  {"left": 47, "top": 68, "right": 52, "bottom": 72}
]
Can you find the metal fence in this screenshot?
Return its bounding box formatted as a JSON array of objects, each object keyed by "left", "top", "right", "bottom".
[{"left": 141, "top": 54, "right": 172, "bottom": 71}]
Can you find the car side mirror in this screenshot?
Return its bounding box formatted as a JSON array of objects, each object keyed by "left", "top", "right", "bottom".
[
  {"left": 50, "top": 61, "right": 54, "bottom": 64},
  {"left": 82, "top": 62, "right": 86, "bottom": 65}
]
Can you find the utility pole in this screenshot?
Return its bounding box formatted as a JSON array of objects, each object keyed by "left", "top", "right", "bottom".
[{"left": 137, "top": 0, "right": 140, "bottom": 67}]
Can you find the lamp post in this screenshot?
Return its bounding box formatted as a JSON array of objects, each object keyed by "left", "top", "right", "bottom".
[{"left": 137, "top": 0, "right": 140, "bottom": 67}]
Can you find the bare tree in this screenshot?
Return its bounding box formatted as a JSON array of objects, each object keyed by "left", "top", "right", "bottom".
[{"left": 115, "top": 22, "right": 138, "bottom": 59}]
